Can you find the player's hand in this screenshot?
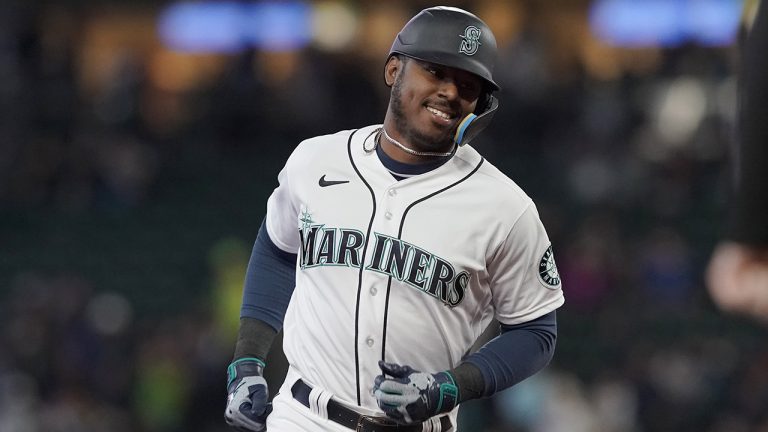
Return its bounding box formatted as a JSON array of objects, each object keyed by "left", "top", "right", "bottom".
[
  {"left": 373, "top": 360, "right": 458, "bottom": 425},
  {"left": 224, "top": 357, "right": 272, "bottom": 431}
]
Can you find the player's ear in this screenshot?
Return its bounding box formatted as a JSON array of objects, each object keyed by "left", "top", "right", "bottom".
[{"left": 384, "top": 55, "right": 401, "bottom": 88}]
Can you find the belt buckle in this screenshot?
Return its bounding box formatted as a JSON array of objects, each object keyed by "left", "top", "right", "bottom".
[{"left": 356, "top": 415, "right": 394, "bottom": 431}]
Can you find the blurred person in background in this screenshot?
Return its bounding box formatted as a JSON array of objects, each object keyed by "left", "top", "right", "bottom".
[
  {"left": 707, "top": 0, "right": 768, "bottom": 322},
  {"left": 223, "top": 5, "right": 563, "bottom": 432}
]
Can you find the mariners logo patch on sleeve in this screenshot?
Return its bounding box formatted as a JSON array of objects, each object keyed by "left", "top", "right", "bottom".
[{"left": 538, "top": 245, "right": 561, "bottom": 289}]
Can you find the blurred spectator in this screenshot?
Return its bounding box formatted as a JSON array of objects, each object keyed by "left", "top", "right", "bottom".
[{"left": 707, "top": 1, "right": 768, "bottom": 322}]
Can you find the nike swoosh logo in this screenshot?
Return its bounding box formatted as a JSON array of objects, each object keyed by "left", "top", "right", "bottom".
[{"left": 319, "top": 175, "right": 349, "bottom": 187}]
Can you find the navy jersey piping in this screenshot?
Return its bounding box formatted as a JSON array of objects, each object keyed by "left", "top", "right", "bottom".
[{"left": 347, "top": 128, "right": 378, "bottom": 406}]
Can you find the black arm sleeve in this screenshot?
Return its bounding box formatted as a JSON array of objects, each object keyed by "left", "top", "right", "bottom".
[{"left": 234, "top": 219, "right": 298, "bottom": 361}]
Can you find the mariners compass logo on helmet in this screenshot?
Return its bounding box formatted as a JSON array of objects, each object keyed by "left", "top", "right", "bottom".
[{"left": 459, "top": 25, "right": 482, "bottom": 56}]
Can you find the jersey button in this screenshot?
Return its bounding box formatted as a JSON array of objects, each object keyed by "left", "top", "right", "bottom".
[
  {"left": 388, "top": 189, "right": 397, "bottom": 197},
  {"left": 384, "top": 211, "right": 393, "bottom": 220},
  {"left": 370, "top": 287, "right": 378, "bottom": 296},
  {"left": 365, "top": 337, "right": 374, "bottom": 347}
]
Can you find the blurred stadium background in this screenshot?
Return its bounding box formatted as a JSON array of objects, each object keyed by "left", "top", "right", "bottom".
[{"left": 0, "top": 0, "right": 766, "bottom": 431}]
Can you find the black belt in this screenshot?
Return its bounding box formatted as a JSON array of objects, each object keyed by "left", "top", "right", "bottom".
[{"left": 291, "top": 379, "right": 452, "bottom": 432}]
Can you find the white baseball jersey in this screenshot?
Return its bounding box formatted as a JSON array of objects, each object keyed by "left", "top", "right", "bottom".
[{"left": 265, "top": 124, "right": 564, "bottom": 420}]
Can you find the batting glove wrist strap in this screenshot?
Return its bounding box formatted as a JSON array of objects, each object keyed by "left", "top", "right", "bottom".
[
  {"left": 227, "top": 357, "right": 266, "bottom": 390},
  {"left": 433, "top": 371, "right": 459, "bottom": 413},
  {"left": 373, "top": 361, "right": 459, "bottom": 425}
]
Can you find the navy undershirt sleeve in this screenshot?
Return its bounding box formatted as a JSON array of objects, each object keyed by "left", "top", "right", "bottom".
[
  {"left": 240, "top": 219, "right": 298, "bottom": 331},
  {"left": 464, "top": 310, "right": 557, "bottom": 397}
]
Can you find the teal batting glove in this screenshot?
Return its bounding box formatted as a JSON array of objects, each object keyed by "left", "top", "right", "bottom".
[
  {"left": 373, "top": 360, "right": 459, "bottom": 425},
  {"left": 224, "top": 358, "right": 272, "bottom": 431}
]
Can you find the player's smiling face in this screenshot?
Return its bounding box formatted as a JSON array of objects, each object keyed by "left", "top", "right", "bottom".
[{"left": 384, "top": 55, "right": 483, "bottom": 154}]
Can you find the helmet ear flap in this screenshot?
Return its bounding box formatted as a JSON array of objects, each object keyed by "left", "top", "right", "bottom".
[
  {"left": 474, "top": 88, "right": 492, "bottom": 114},
  {"left": 454, "top": 94, "right": 498, "bottom": 146}
]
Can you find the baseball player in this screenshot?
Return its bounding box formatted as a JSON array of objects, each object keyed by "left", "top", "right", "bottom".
[{"left": 225, "top": 6, "right": 565, "bottom": 432}]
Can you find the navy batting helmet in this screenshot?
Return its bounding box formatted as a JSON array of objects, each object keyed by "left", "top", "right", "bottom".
[{"left": 389, "top": 6, "right": 500, "bottom": 91}]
